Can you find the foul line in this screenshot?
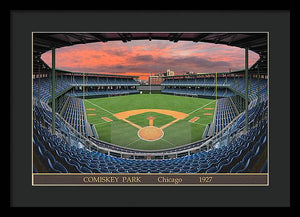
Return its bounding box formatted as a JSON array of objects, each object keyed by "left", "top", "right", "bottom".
[
  {"left": 124, "top": 138, "right": 141, "bottom": 147},
  {"left": 190, "top": 122, "right": 207, "bottom": 126},
  {"left": 161, "top": 138, "right": 176, "bottom": 147},
  {"left": 85, "top": 100, "right": 115, "bottom": 115},
  {"left": 160, "top": 118, "right": 181, "bottom": 130},
  {"left": 188, "top": 100, "right": 216, "bottom": 115},
  {"left": 122, "top": 118, "right": 143, "bottom": 130},
  {"left": 93, "top": 121, "right": 112, "bottom": 126}
]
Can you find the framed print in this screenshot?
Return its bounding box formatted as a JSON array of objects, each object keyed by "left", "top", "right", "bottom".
[
  {"left": 31, "top": 32, "right": 269, "bottom": 186},
  {"left": 11, "top": 10, "right": 290, "bottom": 207}
]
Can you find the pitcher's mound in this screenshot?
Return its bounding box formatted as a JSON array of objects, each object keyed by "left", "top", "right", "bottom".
[{"left": 138, "top": 126, "right": 164, "bottom": 142}]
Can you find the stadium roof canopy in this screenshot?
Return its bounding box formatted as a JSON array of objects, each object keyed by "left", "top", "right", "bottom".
[{"left": 33, "top": 33, "right": 268, "bottom": 74}]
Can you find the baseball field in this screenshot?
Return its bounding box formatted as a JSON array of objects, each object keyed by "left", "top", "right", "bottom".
[{"left": 84, "top": 94, "right": 216, "bottom": 151}]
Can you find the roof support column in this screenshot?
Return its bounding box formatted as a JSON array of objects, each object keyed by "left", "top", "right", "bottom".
[
  {"left": 249, "top": 73, "right": 251, "bottom": 95},
  {"left": 83, "top": 73, "right": 85, "bottom": 100},
  {"left": 49, "top": 70, "right": 51, "bottom": 96},
  {"left": 38, "top": 63, "right": 41, "bottom": 106},
  {"left": 55, "top": 66, "right": 57, "bottom": 89},
  {"left": 257, "top": 66, "right": 260, "bottom": 103},
  {"left": 215, "top": 72, "right": 218, "bottom": 100},
  {"left": 245, "top": 48, "right": 249, "bottom": 132},
  {"left": 51, "top": 47, "right": 56, "bottom": 134},
  {"left": 234, "top": 74, "right": 235, "bottom": 86}
]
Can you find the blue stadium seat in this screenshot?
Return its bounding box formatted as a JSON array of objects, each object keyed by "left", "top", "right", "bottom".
[
  {"left": 206, "top": 166, "right": 217, "bottom": 173},
  {"left": 47, "top": 158, "right": 61, "bottom": 173},
  {"left": 230, "top": 162, "right": 244, "bottom": 173},
  {"left": 79, "top": 166, "right": 93, "bottom": 173},
  {"left": 54, "top": 161, "right": 68, "bottom": 173}
]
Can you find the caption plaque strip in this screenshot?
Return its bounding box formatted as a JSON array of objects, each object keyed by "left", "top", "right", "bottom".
[{"left": 33, "top": 173, "right": 268, "bottom": 186}]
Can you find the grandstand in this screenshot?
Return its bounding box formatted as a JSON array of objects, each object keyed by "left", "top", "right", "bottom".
[
  {"left": 214, "top": 98, "right": 238, "bottom": 135},
  {"left": 61, "top": 97, "right": 87, "bottom": 137},
  {"left": 161, "top": 74, "right": 267, "bottom": 100},
  {"left": 32, "top": 33, "right": 268, "bottom": 175},
  {"left": 161, "top": 72, "right": 268, "bottom": 135}
]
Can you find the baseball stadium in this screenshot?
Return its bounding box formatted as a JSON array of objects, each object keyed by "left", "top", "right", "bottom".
[{"left": 32, "top": 33, "right": 268, "bottom": 174}]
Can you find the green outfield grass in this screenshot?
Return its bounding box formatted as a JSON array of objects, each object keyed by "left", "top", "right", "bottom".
[{"left": 84, "top": 94, "right": 216, "bottom": 150}]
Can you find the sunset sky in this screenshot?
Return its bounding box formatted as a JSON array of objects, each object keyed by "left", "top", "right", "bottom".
[{"left": 41, "top": 40, "right": 259, "bottom": 80}]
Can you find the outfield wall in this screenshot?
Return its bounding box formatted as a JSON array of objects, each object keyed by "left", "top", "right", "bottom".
[
  {"left": 139, "top": 90, "right": 161, "bottom": 94},
  {"left": 137, "top": 85, "right": 162, "bottom": 91},
  {"left": 162, "top": 92, "right": 223, "bottom": 100},
  {"left": 74, "top": 93, "right": 138, "bottom": 99}
]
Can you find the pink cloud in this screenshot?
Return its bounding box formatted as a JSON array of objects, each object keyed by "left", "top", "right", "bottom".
[{"left": 41, "top": 40, "right": 260, "bottom": 80}]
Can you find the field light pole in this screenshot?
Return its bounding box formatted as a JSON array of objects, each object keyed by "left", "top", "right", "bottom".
[
  {"left": 149, "top": 73, "right": 152, "bottom": 94},
  {"left": 51, "top": 47, "right": 56, "bottom": 134},
  {"left": 245, "top": 48, "right": 249, "bottom": 132},
  {"left": 215, "top": 71, "right": 217, "bottom": 101}
]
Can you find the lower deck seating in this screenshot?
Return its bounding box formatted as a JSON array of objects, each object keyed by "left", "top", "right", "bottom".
[
  {"left": 161, "top": 77, "right": 268, "bottom": 103},
  {"left": 33, "top": 98, "right": 267, "bottom": 174},
  {"left": 161, "top": 88, "right": 235, "bottom": 98},
  {"left": 61, "top": 97, "right": 87, "bottom": 137},
  {"left": 214, "top": 98, "right": 237, "bottom": 135}
]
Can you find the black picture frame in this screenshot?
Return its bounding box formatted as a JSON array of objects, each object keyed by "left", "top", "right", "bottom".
[{"left": 10, "top": 10, "right": 291, "bottom": 207}]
